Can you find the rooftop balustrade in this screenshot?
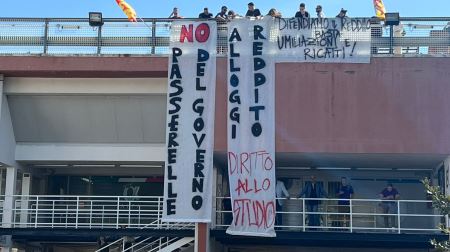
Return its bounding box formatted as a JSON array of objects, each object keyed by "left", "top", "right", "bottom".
[{"left": 0, "top": 17, "right": 449, "bottom": 56}]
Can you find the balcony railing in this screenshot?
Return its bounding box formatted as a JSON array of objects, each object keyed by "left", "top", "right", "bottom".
[
  {"left": 0, "top": 195, "right": 444, "bottom": 234},
  {"left": 216, "top": 197, "right": 444, "bottom": 234},
  {"left": 6, "top": 195, "right": 193, "bottom": 229},
  {"left": 0, "top": 17, "right": 449, "bottom": 56}
]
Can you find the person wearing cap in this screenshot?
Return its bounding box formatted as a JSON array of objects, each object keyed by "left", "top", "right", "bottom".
[
  {"left": 245, "top": 2, "right": 262, "bottom": 18},
  {"left": 199, "top": 7, "right": 213, "bottom": 19},
  {"left": 316, "top": 5, "right": 325, "bottom": 18},
  {"left": 336, "top": 8, "right": 348, "bottom": 18},
  {"left": 379, "top": 183, "right": 400, "bottom": 229},
  {"left": 295, "top": 3, "right": 310, "bottom": 18},
  {"left": 215, "top": 6, "right": 229, "bottom": 21}
]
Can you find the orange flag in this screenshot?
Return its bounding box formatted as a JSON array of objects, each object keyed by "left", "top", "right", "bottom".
[
  {"left": 116, "top": 0, "right": 137, "bottom": 22},
  {"left": 373, "top": 0, "right": 386, "bottom": 20}
]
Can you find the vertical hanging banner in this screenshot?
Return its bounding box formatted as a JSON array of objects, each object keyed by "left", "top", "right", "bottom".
[
  {"left": 227, "top": 18, "right": 276, "bottom": 237},
  {"left": 163, "top": 21, "right": 216, "bottom": 222}
]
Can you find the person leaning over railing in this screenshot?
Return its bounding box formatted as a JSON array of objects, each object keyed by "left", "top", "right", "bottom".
[
  {"left": 379, "top": 183, "right": 400, "bottom": 229},
  {"left": 266, "top": 8, "right": 282, "bottom": 18},
  {"left": 227, "top": 10, "right": 242, "bottom": 20},
  {"left": 336, "top": 8, "right": 348, "bottom": 18},
  {"left": 245, "top": 2, "right": 262, "bottom": 19},
  {"left": 215, "top": 6, "right": 228, "bottom": 21}
]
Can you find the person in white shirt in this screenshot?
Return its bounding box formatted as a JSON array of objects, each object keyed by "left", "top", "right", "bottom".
[{"left": 276, "top": 179, "right": 290, "bottom": 226}]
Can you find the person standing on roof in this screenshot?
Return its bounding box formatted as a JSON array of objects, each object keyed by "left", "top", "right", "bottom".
[
  {"left": 316, "top": 5, "right": 325, "bottom": 18},
  {"left": 215, "top": 6, "right": 229, "bottom": 21},
  {"left": 245, "top": 2, "right": 262, "bottom": 18},
  {"left": 169, "top": 7, "right": 183, "bottom": 19},
  {"left": 295, "top": 3, "right": 310, "bottom": 18},
  {"left": 199, "top": 7, "right": 213, "bottom": 19}
]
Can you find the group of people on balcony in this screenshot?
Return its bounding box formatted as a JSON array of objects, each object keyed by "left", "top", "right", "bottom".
[
  {"left": 273, "top": 176, "right": 400, "bottom": 230},
  {"left": 168, "top": 2, "right": 350, "bottom": 20}
]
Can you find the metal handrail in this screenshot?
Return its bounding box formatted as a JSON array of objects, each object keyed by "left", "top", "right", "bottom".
[
  {"left": 94, "top": 219, "right": 160, "bottom": 252},
  {"left": 0, "top": 195, "right": 444, "bottom": 234},
  {"left": 216, "top": 197, "right": 444, "bottom": 234},
  {"left": 122, "top": 222, "right": 194, "bottom": 252},
  {"left": 6, "top": 195, "right": 168, "bottom": 229},
  {"left": 0, "top": 17, "right": 449, "bottom": 56}
]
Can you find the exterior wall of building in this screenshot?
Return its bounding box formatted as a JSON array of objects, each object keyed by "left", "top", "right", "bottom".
[
  {"left": 1, "top": 55, "right": 449, "bottom": 251},
  {"left": 2, "top": 57, "right": 450, "bottom": 155},
  {"left": 214, "top": 58, "right": 450, "bottom": 154},
  {"left": 3, "top": 57, "right": 449, "bottom": 155},
  {"left": 0, "top": 76, "right": 18, "bottom": 167}
]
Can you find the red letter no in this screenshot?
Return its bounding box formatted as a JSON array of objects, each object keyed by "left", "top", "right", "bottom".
[
  {"left": 180, "top": 24, "right": 193, "bottom": 43},
  {"left": 195, "top": 23, "right": 210, "bottom": 43}
]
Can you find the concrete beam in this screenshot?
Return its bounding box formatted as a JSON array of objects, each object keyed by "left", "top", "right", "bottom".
[
  {"left": 4, "top": 78, "right": 167, "bottom": 95},
  {"left": 15, "top": 143, "right": 165, "bottom": 162}
]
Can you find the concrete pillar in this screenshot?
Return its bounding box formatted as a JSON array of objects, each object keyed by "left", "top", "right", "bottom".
[
  {"left": 0, "top": 74, "right": 3, "bottom": 104},
  {"left": 19, "top": 173, "right": 31, "bottom": 226},
  {"left": 0, "top": 74, "right": 18, "bottom": 168},
  {"left": 2, "top": 167, "right": 17, "bottom": 228},
  {"left": 194, "top": 223, "right": 209, "bottom": 252},
  {"left": 211, "top": 166, "right": 218, "bottom": 229},
  {"left": 0, "top": 169, "right": 4, "bottom": 196},
  {"left": 1, "top": 167, "right": 17, "bottom": 252}
]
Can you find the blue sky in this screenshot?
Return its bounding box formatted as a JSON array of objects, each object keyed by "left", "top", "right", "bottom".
[{"left": 1, "top": 0, "right": 449, "bottom": 18}]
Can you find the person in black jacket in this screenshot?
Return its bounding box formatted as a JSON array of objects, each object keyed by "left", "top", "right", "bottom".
[
  {"left": 299, "top": 176, "right": 328, "bottom": 227},
  {"left": 245, "top": 2, "right": 261, "bottom": 18},
  {"left": 215, "top": 6, "right": 228, "bottom": 21},
  {"left": 198, "top": 7, "right": 213, "bottom": 19},
  {"left": 336, "top": 8, "right": 348, "bottom": 18},
  {"left": 295, "top": 3, "right": 310, "bottom": 18}
]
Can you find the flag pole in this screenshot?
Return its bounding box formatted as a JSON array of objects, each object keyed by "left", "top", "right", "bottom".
[{"left": 138, "top": 17, "right": 152, "bottom": 30}]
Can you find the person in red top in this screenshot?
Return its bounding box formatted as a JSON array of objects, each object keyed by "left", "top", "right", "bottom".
[{"left": 379, "top": 183, "right": 400, "bottom": 229}]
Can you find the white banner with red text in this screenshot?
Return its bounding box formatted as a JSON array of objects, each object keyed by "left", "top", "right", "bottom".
[
  {"left": 163, "top": 20, "right": 216, "bottom": 222},
  {"left": 227, "top": 18, "right": 277, "bottom": 237}
]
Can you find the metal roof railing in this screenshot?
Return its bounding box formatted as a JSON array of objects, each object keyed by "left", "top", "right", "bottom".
[{"left": 0, "top": 17, "right": 449, "bottom": 56}]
